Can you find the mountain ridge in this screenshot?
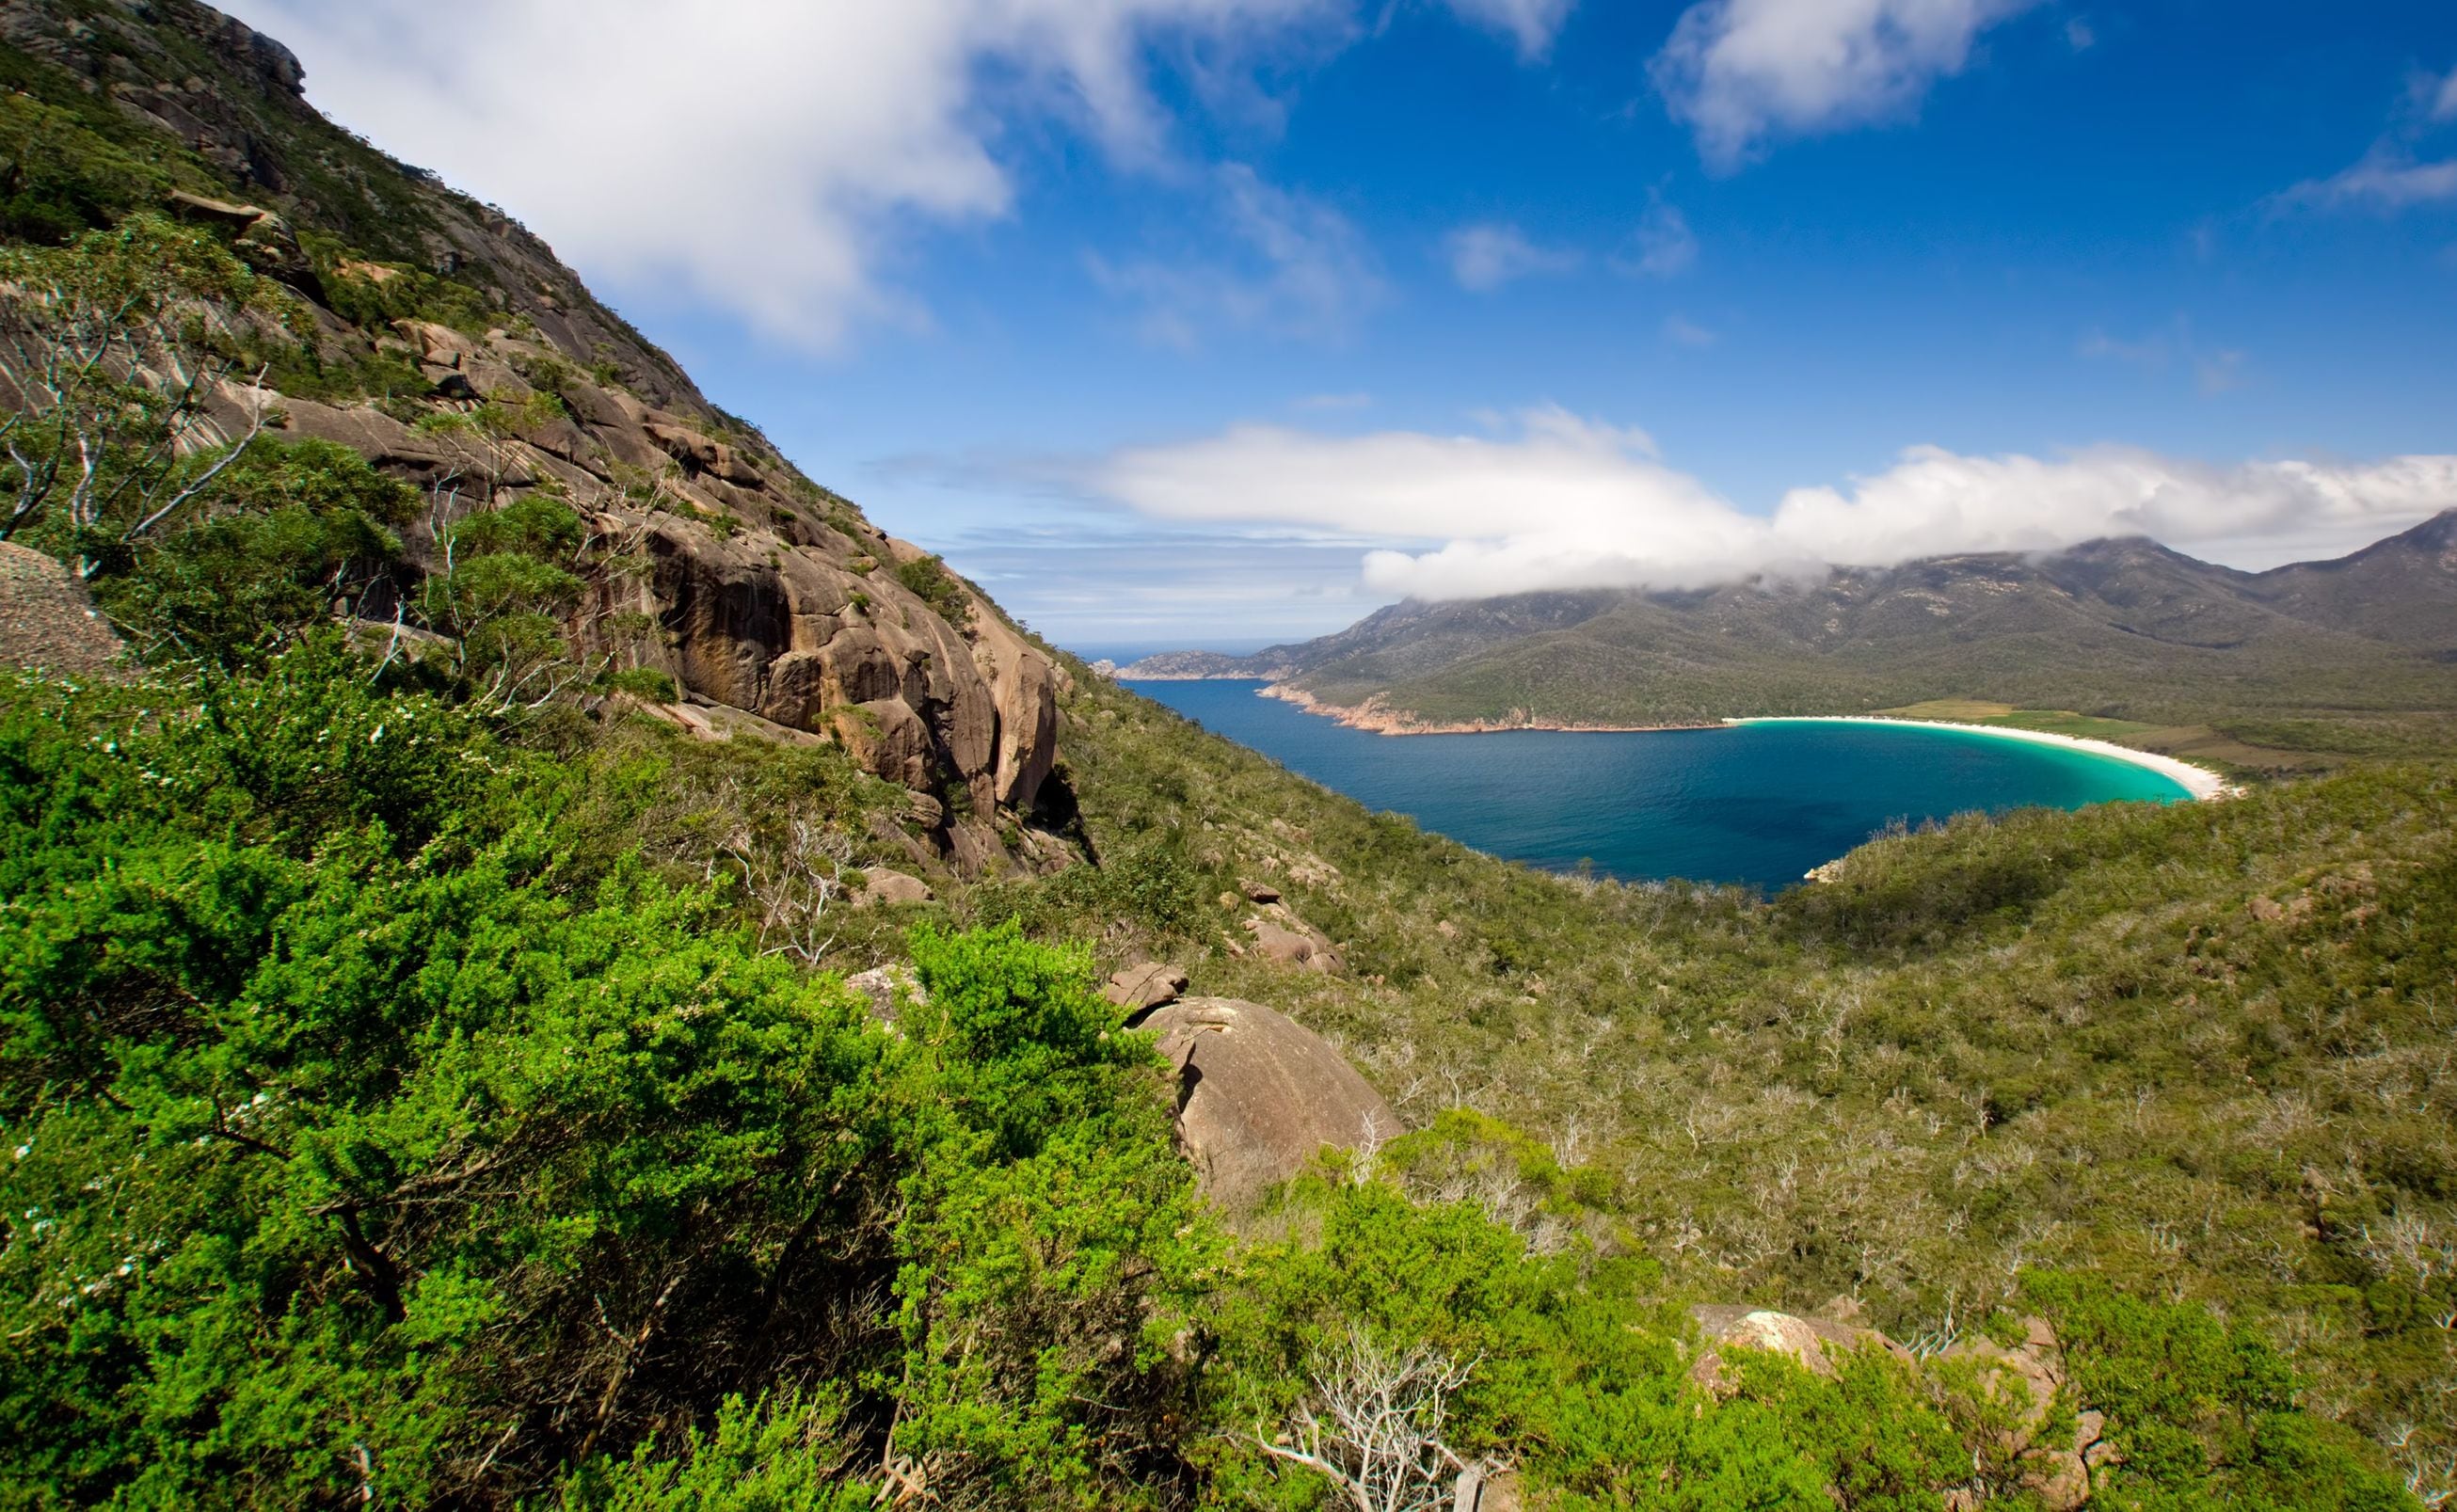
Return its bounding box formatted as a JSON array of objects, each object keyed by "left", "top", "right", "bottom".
[{"left": 1121, "top": 513, "right": 2457, "bottom": 756}]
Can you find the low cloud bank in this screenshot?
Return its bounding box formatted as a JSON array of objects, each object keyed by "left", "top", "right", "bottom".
[{"left": 1092, "top": 408, "right": 2457, "bottom": 602}]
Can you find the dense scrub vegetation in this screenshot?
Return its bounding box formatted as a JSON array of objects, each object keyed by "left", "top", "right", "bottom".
[
  {"left": 0, "top": 640, "right": 2428, "bottom": 1508},
  {"left": 1043, "top": 662, "right": 2457, "bottom": 1505}
]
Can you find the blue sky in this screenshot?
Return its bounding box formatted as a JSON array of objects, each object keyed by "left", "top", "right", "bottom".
[{"left": 231, "top": 0, "right": 2457, "bottom": 655}]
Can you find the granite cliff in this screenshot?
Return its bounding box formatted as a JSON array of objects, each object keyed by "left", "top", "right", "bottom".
[{"left": 0, "top": 0, "right": 1064, "bottom": 867}]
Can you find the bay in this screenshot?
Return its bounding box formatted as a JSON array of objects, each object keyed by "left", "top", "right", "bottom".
[{"left": 1124, "top": 679, "right": 2193, "bottom": 891}]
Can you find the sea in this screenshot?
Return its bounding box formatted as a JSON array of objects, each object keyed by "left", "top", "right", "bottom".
[{"left": 1122, "top": 679, "right": 2192, "bottom": 892}]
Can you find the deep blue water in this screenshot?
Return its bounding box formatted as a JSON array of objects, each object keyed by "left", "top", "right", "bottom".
[{"left": 1125, "top": 680, "right": 2192, "bottom": 891}]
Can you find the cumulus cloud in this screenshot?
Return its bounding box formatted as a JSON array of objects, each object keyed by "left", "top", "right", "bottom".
[
  {"left": 1091, "top": 164, "right": 1386, "bottom": 345},
  {"left": 1444, "top": 222, "right": 1579, "bottom": 290},
  {"left": 1439, "top": 0, "right": 1579, "bottom": 59},
  {"left": 223, "top": 0, "right": 1350, "bottom": 347},
  {"left": 1651, "top": 0, "right": 2037, "bottom": 168},
  {"left": 1086, "top": 408, "right": 2457, "bottom": 600}
]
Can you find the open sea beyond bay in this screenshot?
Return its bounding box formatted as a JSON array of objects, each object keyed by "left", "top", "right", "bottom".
[{"left": 1124, "top": 679, "right": 2194, "bottom": 891}]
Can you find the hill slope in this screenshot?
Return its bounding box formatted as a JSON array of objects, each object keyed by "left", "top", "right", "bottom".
[{"left": 0, "top": 0, "right": 1065, "bottom": 869}]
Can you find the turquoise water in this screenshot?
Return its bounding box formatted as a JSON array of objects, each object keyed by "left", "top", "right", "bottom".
[{"left": 1124, "top": 680, "right": 2193, "bottom": 891}]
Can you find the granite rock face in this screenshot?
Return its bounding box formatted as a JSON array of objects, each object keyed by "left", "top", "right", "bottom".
[
  {"left": 0, "top": 0, "right": 1069, "bottom": 858},
  {"left": 279, "top": 353, "right": 1065, "bottom": 842},
  {"left": 1140, "top": 997, "right": 1396, "bottom": 1210},
  {"left": 0, "top": 543, "right": 124, "bottom": 676}
]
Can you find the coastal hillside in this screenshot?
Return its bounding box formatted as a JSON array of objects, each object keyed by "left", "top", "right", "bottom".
[
  {"left": 1, "top": 3, "right": 2451, "bottom": 1509},
  {"left": 1125, "top": 517, "right": 2457, "bottom": 761},
  {"left": 0, "top": 0, "right": 1065, "bottom": 872}
]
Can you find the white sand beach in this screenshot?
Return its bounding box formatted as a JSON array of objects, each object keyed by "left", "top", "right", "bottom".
[{"left": 1728, "top": 716, "right": 2239, "bottom": 801}]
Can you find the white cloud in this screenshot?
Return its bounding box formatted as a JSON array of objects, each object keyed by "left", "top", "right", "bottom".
[
  {"left": 1765, "top": 447, "right": 2456, "bottom": 572},
  {"left": 1444, "top": 222, "right": 1579, "bottom": 290},
  {"left": 2275, "top": 149, "right": 2457, "bottom": 213},
  {"left": 1087, "top": 408, "right": 2457, "bottom": 599},
  {"left": 1613, "top": 199, "right": 1699, "bottom": 278},
  {"left": 2271, "top": 68, "right": 2457, "bottom": 215},
  {"left": 2062, "top": 17, "right": 2094, "bottom": 52},
  {"left": 1439, "top": 0, "right": 1578, "bottom": 59},
  {"left": 1651, "top": 0, "right": 2037, "bottom": 168},
  {"left": 1091, "top": 164, "right": 1386, "bottom": 345},
  {"left": 222, "top": 0, "right": 1348, "bottom": 348}
]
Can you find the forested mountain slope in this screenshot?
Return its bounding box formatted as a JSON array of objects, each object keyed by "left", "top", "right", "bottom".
[
  {"left": 1127, "top": 517, "right": 2457, "bottom": 759},
  {"left": 0, "top": 3, "right": 2449, "bottom": 1508}
]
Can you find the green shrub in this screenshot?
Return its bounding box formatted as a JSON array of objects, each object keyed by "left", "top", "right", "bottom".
[
  {"left": 82, "top": 438, "right": 419, "bottom": 665},
  {"left": 891, "top": 553, "right": 969, "bottom": 621},
  {"left": 608, "top": 667, "right": 679, "bottom": 702}
]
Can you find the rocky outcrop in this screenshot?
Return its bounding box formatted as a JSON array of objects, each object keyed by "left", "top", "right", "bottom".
[
  {"left": 166, "top": 190, "right": 321, "bottom": 298},
  {"left": 853, "top": 869, "right": 933, "bottom": 909},
  {"left": 1241, "top": 905, "right": 1344, "bottom": 974},
  {"left": 1690, "top": 1304, "right": 2107, "bottom": 1510},
  {"left": 1104, "top": 963, "right": 1189, "bottom": 1013},
  {"left": 1141, "top": 997, "right": 1396, "bottom": 1210},
  {"left": 0, "top": 542, "right": 123, "bottom": 676},
  {"left": 1939, "top": 1317, "right": 2110, "bottom": 1512},
  {"left": 1687, "top": 1303, "right": 1913, "bottom": 1390},
  {"left": 272, "top": 235, "right": 1060, "bottom": 862},
  {"left": 0, "top": 0, "right": 1069, "bottom": 867}
]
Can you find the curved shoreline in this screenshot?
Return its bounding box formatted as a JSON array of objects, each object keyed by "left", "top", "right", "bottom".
[
  {"left": 1727, "top": 716, "right": 2239, "bottom": 802},
  {"left": 1257, "top": 681, "right": 1715, "bottom": 736},
  {"left": 1240, "top": 683, "right": 2237, "bottom": 801}
]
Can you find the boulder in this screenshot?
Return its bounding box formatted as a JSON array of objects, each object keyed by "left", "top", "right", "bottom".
[
  {"left": 854, "top": 868, "right": 933, "bottom": 908},
  {"left": 1687, "top": 1304, "right": 1912, "bottom": 1391},
  {"left": 844, "top": 963, "right": 924, "bottom": 1023},
  {"left": 0, "top": 542, "right": 124, "bottom": 677},
  {"left": 1141, "top": 997, "right": 1397, "bottom": 1210},
  {"left": 829, "top": 697, "right": 934, "bottom": 791},
  {"left": 167, "top": 189, "right": 321, "bottom": 295},
  {"left": 1944, "top": 1316, "right": 2062, "bottom": 1439},
  {"left": 1241, "top": 879, "right": 1282, "bottom": 903},
  {"left": 967, "top": 618, "right": 1060, "bottom": 810},
  {"left": 1244, "top": 915, "right": 1343, "bottom": 974},
  {"left": 1941, "top": 1317, "right": 2104, "bottom": 1511},
  {"left": 1104, "top": 963, "right": 1189, "bottom": 1014},
  {"left": 946, "top": 818, "right": 1011, "bottom": 879}
]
